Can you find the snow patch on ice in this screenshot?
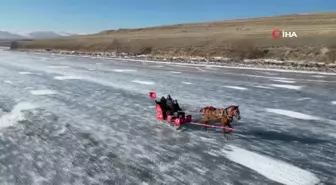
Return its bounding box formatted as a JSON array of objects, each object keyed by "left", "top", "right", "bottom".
[
  {"left": 223, "top": 86, "right": 247, "bottom": 90},
  {"left": 19, "top": 71, "right": 33, "bottom": 75},
  {"left": 271, "top": 77, "right": 294, "bottom": 80},
  {"left": 205, "top": 66, "right": 218, "bottom": 70},
  {"left": 153, "top": 65, "right": 164, "bottom": 68},
  {"left": 223, "top": 145, "right": 320, "bottom": 185},
  {"left": 206, "top": 150, "right": 220, "bottom": 157},
  {"left": 253, "top": 85, "right": 274, "bottom": 89},
  {"left": 181, "top": 82, "right": 193, "bottom": 85},
  {"left": 30, "top": 89, "right": 57, "bottom": 95},
  {"left": 265, "top": 108, "right": 321, "bottom": 120},
  {"left": 331, "top": 101, "right": 336, "bottom": 105},
  {"left": 0, "top": 102, "right": 37, "bottom": 129},
  {"left": 272, "top": 79, "right": 296, "bottom": 83},
  {"left": 297, "top": 97, "right": 311, "bottom": 101},
  {"left": 132, "top": 80, "right": 155, "bottom": 85},
  {"left": 113, "top": 69, "right": 137, "bottom": 72},
  {"left": 195, "top": 67, "right": 206, "bottom": 71},
  {"left": 47, "top": 65, "right": 70, "bottom": 69},
  {"left": 169, "top": 71, "right": 181, "bottom": 74},
  {"left": 328, "top": 133, "right": 336, "bottom": 139},
  {"left": 54, "top": 76, "right": 82, "bottom": 80},
  {"left": 224, "top": 73, "right": 333, "bottom": 83},
  {"left": 312, "top": 75, "right": 325, "bottom": 78},
  {"left": 261, "top": 72, "right": 278, "bottom": 76},
  {"left": 24, "top": 87, "right": 34, "bottom": 90},
  {"left": 270, "top": 84, "right": 302, "bottom": 90},
  {"left": 3, "top": 80, "right": 13, "bottom": 84}
]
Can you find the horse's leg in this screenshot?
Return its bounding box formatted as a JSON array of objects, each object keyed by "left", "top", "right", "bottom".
[
  {"left": 221, "top": 119, "right": 229, "bottom": 140},
  {"left": 203, "top": 117, "right": 210, "bottom": 132},
  {"left": 224, "top": 132, "right": 228, "bottom": 140},
  {"left": 203, "top": 122, "right": 208, "bottom": 131},
  {"left": 201, "top": 114, "right": 210, "bottom": 132},
  {"left": 223, "top": 126, "right": 229, "bottom": 140},
  {"left": 200, "top": 118, "right": 205, "bottom": 131},
  {"left": 226, "top": 122, "right": 233, "bottom": 134}
]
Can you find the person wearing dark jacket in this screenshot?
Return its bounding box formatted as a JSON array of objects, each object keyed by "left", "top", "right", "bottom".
[
  {"left": 173, "top": 99, "right": 184, "bottom": 130},
  {"left": 159, "top": 95, "right": 184, "bottom": 130},
  {"left": 157, "top": 95, "right": 184, "bottom": 120},
  {"left": 155, "top": 96, "right": 168, "bottom": 119},
  {"left": 166, "top": 95, "right": 184, "bottom": 115},
  {"left": 166, "top": 94, "right": 174, "bottom": 112},
  {"left": 172, "top": 100, "right": 182, "bottom": 112}
]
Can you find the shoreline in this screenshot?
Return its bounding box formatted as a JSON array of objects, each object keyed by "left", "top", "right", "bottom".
[{"left": 11, "top": 48, "right": 336, "bottom": 74}]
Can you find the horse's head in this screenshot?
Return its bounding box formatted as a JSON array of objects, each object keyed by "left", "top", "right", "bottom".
[{"left": 227, "top": 105, "right": 241, "bottom": 120}]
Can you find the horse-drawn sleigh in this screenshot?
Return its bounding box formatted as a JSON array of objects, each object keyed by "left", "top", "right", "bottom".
[{"left": 149, "top": 91, "right": 241, "bottom": 138}]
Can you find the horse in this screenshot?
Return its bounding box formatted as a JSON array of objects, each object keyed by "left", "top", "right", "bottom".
[{"left": 199, "top": 105, "right": 241, "bottom": 138}]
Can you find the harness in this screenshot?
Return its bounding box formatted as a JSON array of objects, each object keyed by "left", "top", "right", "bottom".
[
  {"left": 203, "top": 106, "right": 235, "bottom": 121},
  {"left": 225, "top": 107, "right": 233, "bottom": 120}
]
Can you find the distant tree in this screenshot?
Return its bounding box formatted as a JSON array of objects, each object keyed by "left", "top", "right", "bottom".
[
  {"left": 140, "top": 46, "right": 152, "bottom": 55},
  {"left": 327, "top": 49, "right": 336, "bottom": 63},
  {"left": 110, "top": 39, "right": 122, "bottom": 56},
  {"left": 10, "top": 41, "right": 19, "bottom": 50}
]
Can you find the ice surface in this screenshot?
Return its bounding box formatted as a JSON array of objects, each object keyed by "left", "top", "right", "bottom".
[
  {"left": 30, "top": 89, "right": 57, "bottom": 95},
  {"left": 265, "top": 108, "right": 321, "bottom": 120},
  {"left": 223, "top": 86, "right": 248, "bottom": 90},
  {"left": 261, "top": 72, "right": 278, "bottom": 76},
  {"left": 223, "top": 145, "right": 320, "bottom": 185},
  {"left": 169, "top": 71, "right": 181, "bottom": 73},
  {"left": 181, "top": 82, "right": 193, "bottom": 85},
  {"left": 3, "top": 80, "right": 13, "bottom": 85},
  {"left": 270, "top": 84, "right": 302, "bottom": 90},
  {"left": 0, "top": 102, "right": 37, "bottom": 129},
  {"left": 131, "top": 80, "right": 155, "bottom": 85},
  {"left": 54, "top": 76, "right": 82, "bottom": 80},
  {"left": 253, "top": 85, "right": 275, "bottom": 89},
  {"left": 195, "top": 67, "right": 206, "bottom": 71},
  {"left": 47, "top": 65, "right": 70, "bottom": 69},
  {"left": 19, "top": 71, "right": 33, "bottom": 75},
  {"left": 113, "top": 69, "right": 137, "bottom": 72},
  {"left": 272, "top": 79, "right": 296, "bottom": 83},
  {"left": 0, "top": 50, "right": 335, "bottom": 184},
  {"left": 297, "top": 97, "right": 311, "bottom": 101}
]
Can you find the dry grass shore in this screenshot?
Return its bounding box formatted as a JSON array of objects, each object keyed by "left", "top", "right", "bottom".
[{"left": 13, "top": 12, "right": 336, "bottom": 65}]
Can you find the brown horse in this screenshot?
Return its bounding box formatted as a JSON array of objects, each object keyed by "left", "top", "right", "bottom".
[{"left": 199, "top": 105, "right": 241, "bottom": 138}]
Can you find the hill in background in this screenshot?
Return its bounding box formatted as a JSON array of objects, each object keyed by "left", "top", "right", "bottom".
[
  {"left": 14, "top": 13, "right": 336, "bottom": 63},
  {"left": 0, "top": 31, "right": 76, "bottom": 40}
]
